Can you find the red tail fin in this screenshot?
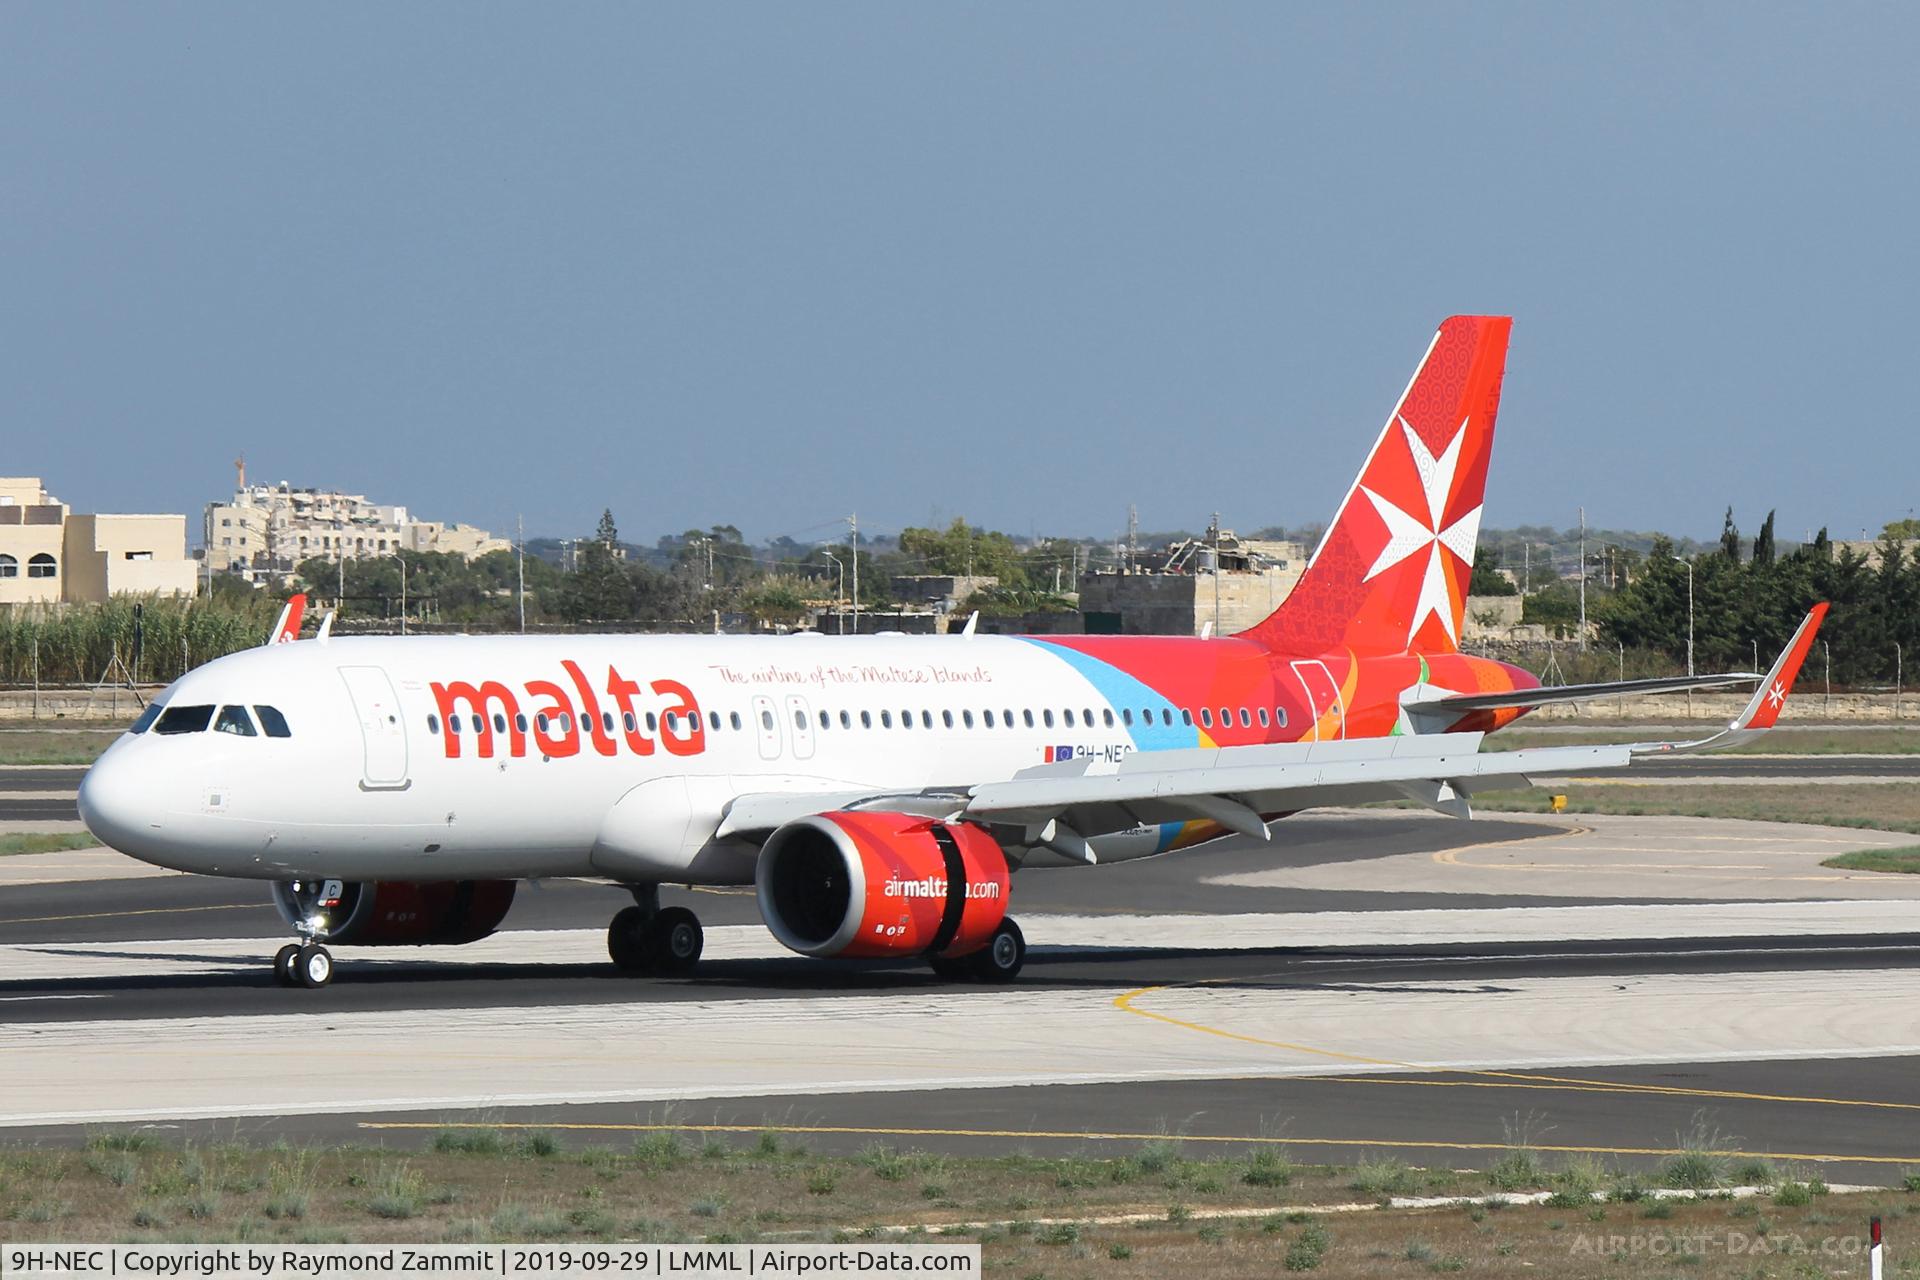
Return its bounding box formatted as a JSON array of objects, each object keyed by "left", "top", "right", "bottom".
[{"left": 1238, "top": 315, "right": 1512, "bottom": 657}]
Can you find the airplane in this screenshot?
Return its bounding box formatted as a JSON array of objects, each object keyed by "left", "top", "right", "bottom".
[{"left": 77, "top": 316, "right": 1828, "bottom": 989}]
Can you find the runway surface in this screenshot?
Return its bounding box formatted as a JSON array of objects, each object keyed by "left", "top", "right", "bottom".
[{"left": 5, "top": 789, "right": 1920, "bottom": 1182}]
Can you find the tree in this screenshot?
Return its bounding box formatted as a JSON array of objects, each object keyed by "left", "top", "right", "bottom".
[
  {"left": 1752, "top": 510, "right": 1776, "bottom": 567},
  {"left": 1882, "top": 518, "right": 1920, "bottom": 540},
  {"left": 1468, "top": 547, "right": 1517, "bottom": 596},
  {"left": 1719, "top": 507, "right": 1742, "bottom": 562}
]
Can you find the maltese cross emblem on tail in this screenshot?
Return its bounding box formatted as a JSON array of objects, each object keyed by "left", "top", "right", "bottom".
[{"left": 1358, "top": 415, "right": 1483, "bottom": 647}]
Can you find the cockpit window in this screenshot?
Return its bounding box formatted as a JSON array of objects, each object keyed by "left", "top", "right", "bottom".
[
  {"left": 214, "top": 705, "right": 258, "bottom": 737},
  {"left": 253, "top": 706, "right": 292, "bottom": 738},
  {"left": 128, "top": 701, "right": 166, "bottom": 734},
  {"left": 154, "top": 704, "right": 216, "bottom": 735}
]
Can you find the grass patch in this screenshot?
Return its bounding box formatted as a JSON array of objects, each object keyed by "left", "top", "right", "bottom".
[
  {"left": 1461, "top": 782, "right": 1920, "bottom": 835},
  {"left": 0, "top": 832, "right": 100, "bottom": 857},
  {"left": 1821, "top": 846, "right": 1920, "bottom": 874},
  {"left": 0, "top": 728, "right": 123, "bottom": 766}
]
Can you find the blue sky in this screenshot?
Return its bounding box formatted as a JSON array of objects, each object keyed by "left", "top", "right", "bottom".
[{"left": 3, "top": 4, "right": 1913, "bottom": 547}]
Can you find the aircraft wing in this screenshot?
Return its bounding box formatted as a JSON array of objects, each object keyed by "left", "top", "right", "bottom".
[
  {"left": 719, "top": 604, "right": 1828, "bottom": 853},
  {"left": 1404, "top": 671, "right": 1760, "bottom": 716}
]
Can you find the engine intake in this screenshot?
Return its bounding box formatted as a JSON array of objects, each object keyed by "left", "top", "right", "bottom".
[
  {"left": 271, "top": 879, "right": 516, "bottom": 945},
  {"left": 756, "top": 811, "right": 1010, "bottom": 959}
]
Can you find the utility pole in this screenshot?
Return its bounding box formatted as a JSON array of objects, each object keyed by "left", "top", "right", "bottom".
[
  {"left": 1685, "top": 559, "right": 1695, "bottom": 676},
  {"left": 398, "top": 554, "right": 408, "bottom": 636},
  {"left": 1126, "top": 505, "right": 1139, "bottom": 573},
  {"left": 848, "top": 513, "right": 859, "bottom": 636},
  {"left": 1210, "top": 512, "right": 1222, "bottom": 637},
  {"left": 1577, "top": 507, "right": 1587, "bottom": 651},
  {"left": 1897, "top": 642, "right": 1903, "bottom": 720},
  {"left": 516, "top": 515, "right": 526, "bottom": 634}
]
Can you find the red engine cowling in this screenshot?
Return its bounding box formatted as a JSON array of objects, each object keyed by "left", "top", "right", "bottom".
[
  {"left": 756, "top": 811, "right": 1010, "bottom": 959},
  {"left": 270, "top": 879, "right": 516, "bottom": 945}
]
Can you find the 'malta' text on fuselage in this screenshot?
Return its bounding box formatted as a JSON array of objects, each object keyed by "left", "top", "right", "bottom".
[{"left": 430, "top": 661, "right": 704, "bottom": 760}]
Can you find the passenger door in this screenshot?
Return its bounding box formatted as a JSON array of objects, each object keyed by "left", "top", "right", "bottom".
[
  {"left": 339, "top": 666, "right": 410, "bottom": 788},
  {"left": 1289, "top": 659, "right": 1346, "bottom": 741}
]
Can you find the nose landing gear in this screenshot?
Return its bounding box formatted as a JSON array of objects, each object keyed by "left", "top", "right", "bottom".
[
  {"left": 274, "top": 942, "right": 333, "bottom": 989},
  {"left": 271, "top": 878, "right": 340, "bottom": 989},
  {"left": 608, "top": 886, "right": 704, "bottom": 976}
]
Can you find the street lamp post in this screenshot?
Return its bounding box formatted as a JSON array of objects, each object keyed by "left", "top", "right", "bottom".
[{"left": 822, "top": 552, "right": 844, "bottom": 635}]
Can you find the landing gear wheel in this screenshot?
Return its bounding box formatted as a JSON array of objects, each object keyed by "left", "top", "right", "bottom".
[
  {"left": 608, "top": 905, "right": 655, "bottom": 973},
  {"left": 294, "top": 944, "right": 333, "bottom": 989},
  {"left": 928, "top": 954, "right": 973, "bottom": 981},
  {"left": 272, "top": 944, "right": 301, "bottom": 988},
  {"left": 970, "top": 918, "right": 1026, "bottom": 983},
  {"left": 652, "top": 907, "right": 703, "bottom": 975}
]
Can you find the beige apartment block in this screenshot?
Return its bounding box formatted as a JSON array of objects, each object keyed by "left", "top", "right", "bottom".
[
  {"left": 205, "top": 482, "right": 509, "bottom": 584},
  {"left": 0, "top": 478, "right": 196, "bottom": 604}
]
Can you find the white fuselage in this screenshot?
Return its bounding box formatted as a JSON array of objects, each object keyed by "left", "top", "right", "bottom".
[{"left": 78, "top": 631, "right": 1228, "bottom": 884}]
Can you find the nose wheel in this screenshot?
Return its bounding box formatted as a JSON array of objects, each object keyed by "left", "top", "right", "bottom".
[
  {"left": 273, "top": 942, "right": 334, "bottom": 989},
  {"left": 608, "top": 890, "right": 704, "bottom": 976}
]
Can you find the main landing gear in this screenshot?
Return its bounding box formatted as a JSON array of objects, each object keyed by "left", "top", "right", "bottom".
[
  {"left": 608, "top": 885, "right": 704, "bottom": 976},
  {"left": 928, "top": 917, "right": 1026, "bottom": 983}
]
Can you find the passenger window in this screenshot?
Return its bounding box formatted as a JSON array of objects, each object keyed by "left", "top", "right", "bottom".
[
  {"left": 1122, "top": 708, "right": 1133, "bottom": 726},
  {"left": 1275, "top": 706, "right": 1289, "bottom": 727},
  {"left": 709, "top": 711, "right": 721, "bottom": 731},
  {"left": 1023, "top": 709, "right": 1035, "bottom": 728},
  {"left": 603, "top": 711, "right": 616, "bottom": 735},
  {"left": 1041, "top": 709, "right": 1053, "bottom": 728},
  {"left": 516, "top": 714, "right": 530, "bottom": 733},
  {"left": 921, "top": 710, "right": 933, "bottom": 728},
  {"left": 494, "top": 713, "right": 508, "bottom": 734},
  {"left": 254, "top": 705, "right": 291, "bottom": 738},
  {"left": 624, "top": 712, "right": 637, "bottom": 733},
  {"left": 861, "top": 710, "right": 873, "bottom": 728},
  {"left": 1063, "top": 709, "right": 1075, "bottom": 728},
  {"left": 154, "top": 705, "right": 214, "bottom": 735},
  {"left": 840, "top": 710, "right": 852, "bottom": 729},
  {"left": 942, "top": 709, "right": 955, "bottom": 728},
  {"left": 984, "top": 709, "right": 996, "bottom": 728},
  {"left": 428, "top": 714, "right": 441, "bottom": 734},
  {"left": 881, "top": 710, "right": 893, "bottom": 728},
  {"left": 961, "top": 709, "right": 974, "bottom": 729},
  {"left": 214, "top": 705, "right": 257, "bottom": 737},
  {"left": 900, "top": 709, "right": 913, "bottom": 730},
  {"left": 647, "top": 712, "right": 659, "bottom": 733},
  {"left": 1084, "top": 708, "right": 1094, "bottom": 725},
  {"left": 1181, "top": 709, "right": 1194, "bottom": 726},
  {"left": 760, "top": 709, "right": 774, "bottom": 731},
  {"left": 1003, "top": 708, "right": 1014, "bottom": 726},
  {"left": 794, "top": 708, "right": 806, "bottom": 729},
  {"left": 129, "top": 702, "right": 166, "bottom": 734},
  {"left": 472, "top": 714, "right": 485, "bottom": 734},
  {"left": 819, "top": 710, "right": 830, "bottom": 729},
  {"left": 1103, "top": 709, "right": 1115, "bottom": 727},
  {"left": 730, "top": 711, "right": 743, "bottom": 731},
  {"left": 1162, "top": 708, "right": 1173, "bottom": 726},
  {"left": 559, "top": 713, "right": 574, "bottom": 735},
  {"left": 1258, "top": 707, "right": 1270, "bottom": 727},
  {"left": 1240, "top": 708, "right": 1252, "bottom": 728},
  {"left": 448, "top": 715, "right": 462, "bottom": 734},
  {"left": 536, "top": 714, "right": 550, "bottom": 733},
  {"left": 1199, "top": 708, "right": 1213, "bottom": 728}
]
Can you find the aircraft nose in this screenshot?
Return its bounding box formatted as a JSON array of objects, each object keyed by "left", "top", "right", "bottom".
[{"left": 77, "top": 747, "right": 162, "bottom": 858}]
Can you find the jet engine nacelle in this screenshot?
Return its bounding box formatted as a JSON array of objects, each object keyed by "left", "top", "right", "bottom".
[
  {"left": 756, "top": 811, "right": 1010, "bottom": 959},
  {"left": 270, "top": 879, "right": 516, "bottom": 945}
]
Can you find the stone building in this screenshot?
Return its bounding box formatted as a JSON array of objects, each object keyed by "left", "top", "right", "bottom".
[{"left": 0, "top": 478, "right": 197, "bottom": 604}]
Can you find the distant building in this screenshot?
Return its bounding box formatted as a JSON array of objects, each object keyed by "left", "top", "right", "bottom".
[
  {"left": 0, "top": 477, "right": 197, "bottom": 605},
  {"left": 1078, "top": 529, "right": 1306, "bottom": 636},
  {"left": 1830, "top": 538, "right": 1920, "bottom": 570},
  {"left": 204, "top": 480, "right": 509, "bottom": 585}
]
